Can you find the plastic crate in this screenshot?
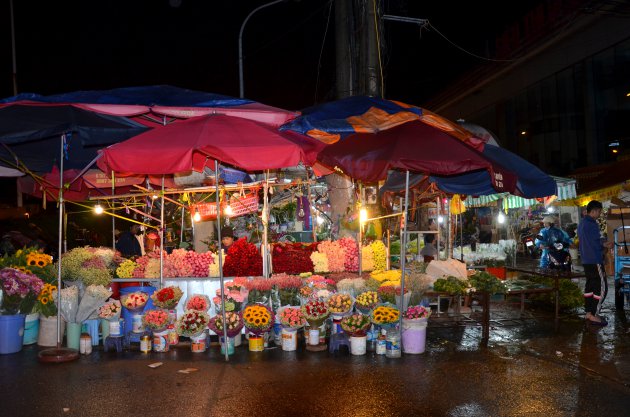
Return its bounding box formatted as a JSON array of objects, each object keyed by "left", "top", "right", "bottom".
[{"left": 219, "top": 167, "right": 248, "bottom": 184}]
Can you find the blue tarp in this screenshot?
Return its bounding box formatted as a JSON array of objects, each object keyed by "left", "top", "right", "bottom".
[
  {"left": 382, "top": 145, "right": 557, "bottom": 199},
  {"left": 0, "top": 85, "right": 253, "bottom": 108}
]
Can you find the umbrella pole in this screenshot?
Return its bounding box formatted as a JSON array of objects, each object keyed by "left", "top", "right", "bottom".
[
  {"left": 38, "top": 134, "right": 78, "bottom": 363},
  {"left": 112, "top": 171, "right": 116, "bottom": 250},
  {"left": 159, "top": 176, "right": 165, "bottom": 289},
  {"left": 262, "top": 171, "right": 269, "bottom": 277},
  {"left": 460, "top": 213, "right": 464, "bottom": 262},
  {"left": 215, "top": 161, "right": 229, "bottom": 362},
  {"left": 399, "top": 170, "right": 410, "bottom": 327}
]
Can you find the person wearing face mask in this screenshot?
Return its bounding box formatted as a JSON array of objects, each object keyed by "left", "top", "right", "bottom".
[
  {"left": 116, "top": 223, "right": 143, "bottom": 258},
  {"left": 535, "top": 215, "right": 572, "bottom": 269}
]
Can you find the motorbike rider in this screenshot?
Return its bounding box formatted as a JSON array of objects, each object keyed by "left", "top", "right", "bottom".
[{"left": 535, "top": 215, "right": 572, "bottom": 269}]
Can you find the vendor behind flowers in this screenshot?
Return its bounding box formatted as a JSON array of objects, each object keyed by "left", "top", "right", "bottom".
[{"left": 220, "top": 226, "right": 235, "bottom": 251}]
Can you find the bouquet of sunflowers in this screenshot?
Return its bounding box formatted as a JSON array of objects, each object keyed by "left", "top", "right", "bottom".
[
  {"left": 36, "top": 283, "right": 58, "bottom": 317},
  {"left": 242, "top": 303, "right": 274, "bottom": 336},
  {"left": 372, "top": 304, "right": 400, "bottom": 328}
]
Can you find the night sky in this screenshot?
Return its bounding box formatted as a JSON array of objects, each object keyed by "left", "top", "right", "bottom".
[{"left": 1, "top": 0, "right": 544, "bottom": 110}]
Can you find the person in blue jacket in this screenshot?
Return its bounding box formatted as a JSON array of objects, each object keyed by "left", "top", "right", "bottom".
[
  {"left": 535, "top": 215, "right": 572, "bottom": 268},
  {"left": 578, "top": 200, "right": 614, "bottom": 326}
]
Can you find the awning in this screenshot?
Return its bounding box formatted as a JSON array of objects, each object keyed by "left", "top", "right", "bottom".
[{"left": 465, "top": 176, "right": 577, "bottom": 208}]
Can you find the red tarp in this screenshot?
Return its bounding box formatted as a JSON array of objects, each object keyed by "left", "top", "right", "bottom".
[{"left": 97, "top": 114, "right": 326, "bottom": 175}]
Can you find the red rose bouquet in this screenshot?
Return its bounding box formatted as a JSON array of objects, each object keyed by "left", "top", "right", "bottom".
[
  {"left": 151, "top": 286, "right": 183, "bottom": 309},
  {"left": 301, "top": 300, "right": 329, "bottom": 328},
  {"left": 176, "top": 309, "right": 210, "bottom": 337}
]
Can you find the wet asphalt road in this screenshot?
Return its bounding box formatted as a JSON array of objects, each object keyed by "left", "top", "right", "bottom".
[{"left": 2, "top": 279, "right": 630, "bottom": 416}]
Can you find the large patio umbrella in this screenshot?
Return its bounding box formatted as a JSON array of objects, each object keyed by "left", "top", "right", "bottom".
[
  {"left": 317, "top": 120, "right": 517, "bottom": 189},
  {"left": 97, "top": 113, "right": 324, "bottom": 175}
]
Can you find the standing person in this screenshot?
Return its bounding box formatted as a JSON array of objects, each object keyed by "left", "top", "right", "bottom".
[
  {"left": 116, "top": 224, "right": 142, "bottom": 257},
  {"left": 418, "top": 233, "right": 438, "bottom": 262},
  {"left": 578, "top": 200, "right": 614, "bottom": 326}
]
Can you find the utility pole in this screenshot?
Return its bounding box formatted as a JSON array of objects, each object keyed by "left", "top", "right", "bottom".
[
  {"left": 359, "top": 0, "right": 382, "bottom": 97},
  {"left": 334, "top": 0, "right": 354, "bottom": 98}
]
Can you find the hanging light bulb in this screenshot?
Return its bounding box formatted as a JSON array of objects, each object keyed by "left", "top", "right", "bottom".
[
  {"left": 224, "top": 205, "right": 233, "bottom": 217},
  {"left": 437, "top": 216, "right": 444, "bottom": 224},
  {"left": 359, "top": 208, "right": 368, "bottom": 224},
  {"left": 94, "top": 204, "right": 104, "bottom": 215},
  {"left": 316, "top": 215, "right": 324, "bottom": 225},
  {"left": 547, "top": 206, "right": 555, "bottom": 213},
  {"left": 193, "top": 211, "right": 201, "bottom": 222},
  {"left": 497, "top": 212, "right": 506, "bottom": 224}
]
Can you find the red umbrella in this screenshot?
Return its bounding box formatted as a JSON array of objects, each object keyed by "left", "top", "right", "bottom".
[
  {"left": 97, "top": 114, "right": 325, "bottom": 175},
  {"left": 317, "top": 120, "right": 517, "bottom": 192}
]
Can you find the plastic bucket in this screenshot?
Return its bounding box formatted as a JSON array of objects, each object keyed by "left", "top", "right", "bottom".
[
  {"left": 0, "top": 314, "right": 26, "bottom": 354},
  {"left": 38, "top": 316, "right": 65, "bottom": 347},
  {"left": 192, "top": 331, "right": 209, "bottom": 353},
  {"left": 101, "top": 319, "right": 110, "bottom": 340},
  {"left": 23, "top": 313, "right": 40, "bottom": 345},
  {"left": 153, "top": 329, "right": 169, "bottom": 352},
  {"left": 120, "top": 286, "right": 157, "bottom": 335},
  {"left": 281, "top": 327, "right": 298, "bottom": 351},
  {"left": 308, "top": 328, "right": 320, "bottom": 346},
  {"left": 83, "top": 319, "right": 100, "bottom": 346},
  {"left": 234, "top": 332, "right": 242, "bottom": 347},
  {"left": 219, "top": 335, "right": 234, "bottom": 355},
  {"left": 66, "top": 322, "right": 82, "bottom": 350},
  {"left": 350, "top": 335, "right": 367, "bottom": 355},
  {"left": 402, "top": 318, "right": 427, "bottom": 354},
  {"left": 249, "top": 334, "right": 264, "bottom": 352}
]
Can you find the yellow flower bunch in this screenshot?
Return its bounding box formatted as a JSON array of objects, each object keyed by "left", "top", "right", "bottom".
[
  {"left": 116, "top": 259, "right": 137, "bottom": 278},
  {"left": 372, "top": 305, "right": 400, "bottom": 325},
  {"left": 370, "top": 270, "right": 401, "bottom": 283},
  {"left": 327, "top": 293, "right": 352, "bottom": 314},
  {"left": 36, "top": 283, "right": 58, "bottom": 317},
  {"left": 26, "top": 253, "right": 53, "bottom": 268},
  {"left": 37, "top": 283, "right": 57, "bottom": 305},
  {"left": 371, "top": 240, "right": 387, "bottom": 271},
  {"left": 355, "top": 291, "right": 379, "bottom": 309},
  {"left": 243, "top": 304, "right": 273, "bottom": 330}
]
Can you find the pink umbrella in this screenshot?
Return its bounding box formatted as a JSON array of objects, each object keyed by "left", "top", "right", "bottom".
[{"left": 97, "top": 114, "right": 325, "bottom": 175}]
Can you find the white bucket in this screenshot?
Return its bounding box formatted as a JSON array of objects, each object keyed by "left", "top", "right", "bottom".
[
  {"left": 308, "top": 328, "right": 320, "bottom": 345},
  {"left": 402, "top": 318, "right": 428, "bottom": 354},
  {"left": 37, "top": 315, "right": 65, "bottom": 347},
  {"left": 131, "top": 314, "right": 144, "bottom": 333},
  {"left": 153, "top": 329, "right": 170, "bottom": 352},
  {"left": 350, "top": 335, "right": 367, "bottom": 355},
  {"left": 234, "top": 332, "right": 242, "bottom": 347},
  {"left": 191, "top": 331, "right": 208, "bottom": 353},
  {"left": 281, "top": 327, "right": 298, "bottom": 351}
]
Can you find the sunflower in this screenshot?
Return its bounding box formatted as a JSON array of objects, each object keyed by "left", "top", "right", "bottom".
[{"left": 41, "top": 297, "right": 49, "bottom": 305}]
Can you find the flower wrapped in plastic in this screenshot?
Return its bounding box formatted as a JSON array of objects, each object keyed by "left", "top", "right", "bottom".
[
  {"left": 371, "top": 304, "right": 400, "bottom": 328},
  {"left": 355, "top": 291, "right": 379, "bottom": 314},
  {"left": 278, "top": 306, "right": 306, "bottom": 330},
  {"left": 403, "top": 305, "right": 431, "bottom": 320},
  {"left": 242, "top": 303, "right": 274, "bottom": 336},
  {"left": 301, "top": 300, "right": 329, "bottom": 328},
  {"left": 151, "top": 286, "right": 184, "bottom": 310},
  {"left": 340, "top": 313, "right": 371, "bottom": 336},
  {"left": 142, "top": 309, "right": 172, "bottom": 332},
  {"left": 76, "top": 285, "right": 112, "bottom": 323},
  {"left": 208, "top": 311, "right": 244, "bottom": 338},
  {"left": 98, "top": 299, "right": 122, "bottom": 321},
  {"left": 121, "top": 291, "right": 149, "bottom": 312},
  {"left": 244, "top": 278, "right": 273, "bottom": 304},
  {"left": 176, "top": 309, "right": 210, "bottom": 337},
  {"left": 56, "top": 286, "right": 79, "bottom": 323},
  {"left": 326, "top": 293, "right": 353, "bottom": 316},
  {"left": 185, "top": 294, "right": 211, "bottom": 312}
]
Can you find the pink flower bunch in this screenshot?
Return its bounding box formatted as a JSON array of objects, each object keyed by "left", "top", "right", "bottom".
[
  {"left": 338, "top": 237, "right": 359, "bottom": 272},
  {"left": 185, "top": 250, "right": 215, "bottom": 277},
  {"left": 142, "top": 309, "right": 172, "bottom": 331},
  {"left": 317, "top": 240, "right": 346, "bottom": 272},
  {"left": 272, "top": 274, "right": 303, "bottom": 290},
  {"left": 226, "top": 277, "right": 248, "bottom": 292},
  {"left": 98, "top": 299, "right": 122, "bottom": 319},
  {"left": 121, "top": 291, "right": 148, "bottom": 310},
  {"left": 169, "top": 249, "right": 194, "bottom": 277},
  {"left": 244, "top": 278, "right": 274, "bottom": 292},
  {"left": 0, "top": 267, "right": 43, "bottom": 298},
  {"left": 186, "top": 294, "right": 210, "bottom": 312},
  {"left": 278, "top": 307, "right": 306, "bottom": 328},
  {"left": 404, "top": 305, "right": 431, "bottom": 320}
]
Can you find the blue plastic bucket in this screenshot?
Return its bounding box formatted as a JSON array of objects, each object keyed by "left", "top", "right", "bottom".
[
  {"left": 23, "top": 313, "right": 40, "bottom": 345},
  {"left": 83, "top": 319, "right": 100, "bottom": 346},
  {"left": 120, "top": 286, "right": 157, "bottom": 335},
  {"left": 0, "top": 314, "right": 26, "bottom": 354}
]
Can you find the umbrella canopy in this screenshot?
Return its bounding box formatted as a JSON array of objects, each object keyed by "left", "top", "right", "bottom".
[
  {"left": 316, "top": 120, "right": 517, "bottom": 190},
  {"left": 281, "top": 95, "right": 485, "bottom": 150},
  {"left": 97, "top": 114, "right": 325, "bottom": 175},
  {"left": 0, "top": 102, "right": 148, "bottom": 171}
]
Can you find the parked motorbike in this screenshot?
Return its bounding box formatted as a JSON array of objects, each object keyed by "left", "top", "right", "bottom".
[
  {"left": 545, "top": 241, "right": 572, "bottom": 271},
  {"left": 519, "top": 227, "right": 539, "bottom": 258}
]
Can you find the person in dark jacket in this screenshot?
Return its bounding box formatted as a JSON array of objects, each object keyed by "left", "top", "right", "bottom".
[
  {"left": 116, "top": 224, "right": 142, "bottom": 258},
  {"left": 577, "top": 200, "right": 614, "bottom": 326}
]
